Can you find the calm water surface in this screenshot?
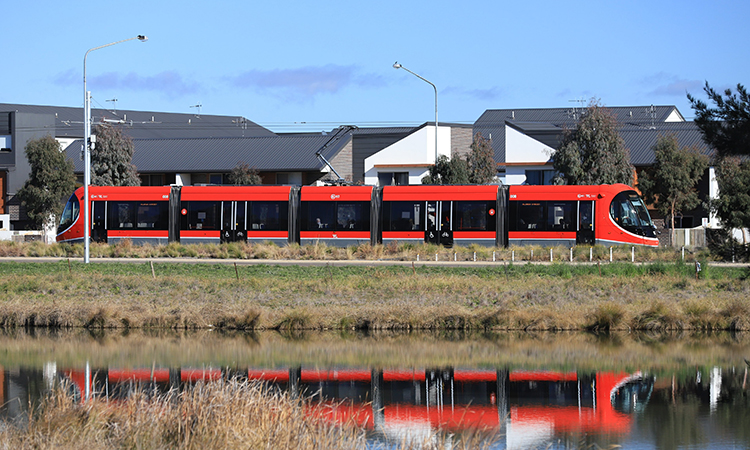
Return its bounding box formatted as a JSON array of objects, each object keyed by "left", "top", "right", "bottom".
[{"left": 1, "top": 329, "right": 749, "bottom": 449}]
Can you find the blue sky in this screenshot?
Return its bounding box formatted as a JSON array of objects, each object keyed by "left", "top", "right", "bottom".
[{"left": 4, "top": 0, "right": 747, "bottom": 132}]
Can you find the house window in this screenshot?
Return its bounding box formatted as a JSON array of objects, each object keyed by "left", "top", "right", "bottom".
[
  {"left": 277, "top": 172, "right": 302, "bottom": 185},
  {"left": 140, "top": 174, "right": 165, "bottom": 186},
  {"left": 378, "top": 172, "right": 409, "bottom": 186},
  {"left": 0, "top": 135, "right": 10, "bottom": 152},
  {"left": 525, "top": 170, "right": 556, "bottom": 185},
  {"left": 191, "top": 173, "right": 225, "bottom": 185}
]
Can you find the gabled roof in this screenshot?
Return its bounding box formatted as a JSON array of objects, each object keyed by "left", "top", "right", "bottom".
[
  {"left": 473, "top": 105, "right": 688, "bottom": 165},
  {"left": 620, "top": 122, "right": 712, "bottom": 166},
  {"left": 475, "top": 105, "right": 682, "bottom": 129},
  {"left": 64, "top": 127, "right": 353, "bottom": 173},
  {"left": 0, "top": 103, "right": 275, "bottom": 139}
]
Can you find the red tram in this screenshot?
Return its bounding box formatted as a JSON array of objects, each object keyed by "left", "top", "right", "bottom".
[{"left": 57, "top": 183, "right": 658, "bottom": 247}]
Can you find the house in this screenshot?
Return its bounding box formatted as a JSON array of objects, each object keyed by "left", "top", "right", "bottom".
[
  {"left": 0, "top": 102, "right": 273, "bottom": 229},
  {"left": 473, "top": 105, "right": 716, "bottom": 229},
  {"left": 473, "top": 105, "right": 686, "bottom": 185},
  {"left": 363, "top": 122, "right": 474, "bottom": 186}
]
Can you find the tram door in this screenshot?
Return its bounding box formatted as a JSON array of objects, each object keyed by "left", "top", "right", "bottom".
[
  {"left": 91, "top": 201, "right": 107, "bottom": 243},
  {"left": 425, "top": 201, "right": 453, "bottom": 247},
  {"left": 577, "top": 201, "right": 594, "bottom": 245},
  {"left": 221, "top": 201, "right": 247, "bottom": 243}
]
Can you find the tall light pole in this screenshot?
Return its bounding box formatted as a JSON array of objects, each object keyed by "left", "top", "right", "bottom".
[
  {"left": 393, "top": 62, "right": 438, "bottom": 163},
  {"left": 83, "top": 35, "right": 147, "bottom": 263}
]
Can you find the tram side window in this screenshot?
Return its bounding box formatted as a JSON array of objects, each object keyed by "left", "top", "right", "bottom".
[
  {"left": 108, "top": 201, "right": 168, "bottom": 230},
  {"left": 302, "top": 201, "right": 335, "bottom": 230},
  {"left": 250, "top": 201, "right": 288, "bottom": 231},
  {"left": 181, "top": 201, "right": 220, "bottom": 230},
  {"left": 547, "top": 202, "right": 575, "bottom": 231},
  {"left": 136, "top": 203, "right": 165, "bottom": 228},
  {"left": 111, "top": 202, "right": 135, "bottom": 229},
  {"left": 514, "top": 202, "right": 545, "bottom": 231},
  {"left": 384, "top": 201, "right": 423, "bottom": 231},
  {"left": 337, "top": 202, "right": 369, "bottom": 231},
  {"left": 454, "top": 201, "right": 495, "bottom": 232}
]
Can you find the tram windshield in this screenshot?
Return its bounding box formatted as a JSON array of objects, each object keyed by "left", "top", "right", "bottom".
[
  {"left": 610, "top": 191, "right": 656, "bottom": 237},
  {"left": 58, "top": 194, "right": 79, "bottom": 233}
]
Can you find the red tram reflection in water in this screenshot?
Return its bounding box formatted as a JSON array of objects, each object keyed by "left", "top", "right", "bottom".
[
  {"left": 59, "top": 366, "right": 650, "bottom": 444},
  {"left": 57, "top": 183, "right": 658, "bottom": 247}
]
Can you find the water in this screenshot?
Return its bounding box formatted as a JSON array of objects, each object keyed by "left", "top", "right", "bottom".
[{"left": 1, "top": 329, "right": 749, "bottom": 449}]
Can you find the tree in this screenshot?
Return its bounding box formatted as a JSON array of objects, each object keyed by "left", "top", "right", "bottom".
[
  {"left": 467, "top": 132, "right": 496, "bottom": 184},
  {"left": 689, "top": 82, "right": 750, "bottom": 245},
  {"left": 16, "top": 135, "right": 76, "bottom": 230},
  {"left": 637, "top": 134, "right": 709, "bottom": 243},
  {"left": 688, "top": 82, "right": 750, "bottom": 157},
  {"left": 552, "top": 100, "right": 634, "bottom": 186},
  {"left": 227, "top": 162, "right": 262, "bottom": 185},
  {"left": 421, "top": 155, "right": 469, "bottom": 185},
  {"left": 711, "top": 158, "right": 750, "bottom": 244},
  {"left": 92, "top": 124, "right": 141, "bottom": 186}
]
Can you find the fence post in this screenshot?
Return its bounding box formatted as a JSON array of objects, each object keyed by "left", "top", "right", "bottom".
[
  {"left": 550, "top": 248, "right": 553, "bottom": 262},
  {"left": 609, "top": 247, "right": 613, "bottom": 263},
  {"left": 631, "top": 246, "right": 635, "bottom": 263},
  {"left": 512, "top": 250, "right": 515, "bottom": 262},
  {"left": 570, "top": 247, "right": 574, "bottom": 262},
  {"left": 493, "top": 251, "right": 496, "bottom": 262},
  {"left": 590, "top": 247, "right": 593, "bottom": 262},
  {"left": 473, "top": 252, "right": 477, "bottom": 262}
]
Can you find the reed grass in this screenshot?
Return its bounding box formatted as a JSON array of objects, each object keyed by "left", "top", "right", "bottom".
[
  {"left": 1, "top": 328, "right": 748, "bottom": 382},
  {"left": 0, "top": 240, "right": 722, "bottom": 262},
  {"left": 0, "top": 379, "right": 495, "bottom": 450},
  {"left": 0, "top": 260, "right": 748, "bottom": 332}
]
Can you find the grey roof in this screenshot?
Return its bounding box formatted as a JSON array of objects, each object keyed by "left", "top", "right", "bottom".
[
  {"left": 278, "top": 125, "right": 417, "bottom": 138},
  {"left": 65, "top": 129, "right": 352, "bottom": 173},
  {"left": 620, "top": 122, "right": 712, "bottom": 166},
  {"left": 0, "top": 103, "right": 275, "bottom": 139},
  {"left": 475, "top": 105, "right": 682, "bottom": 129},
  {"left": 473, "top": 105, "right": 688, "bottom": 164}
]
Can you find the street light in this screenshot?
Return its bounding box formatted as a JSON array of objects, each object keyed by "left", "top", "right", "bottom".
[
  {"left": 393, "top": 62, "right": 438, "bottom": 163},
  {"left": 83, "top": 35, "right": 147, "bottom": 263}
]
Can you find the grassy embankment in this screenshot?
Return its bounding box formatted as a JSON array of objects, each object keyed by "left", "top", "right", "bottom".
[
  {"left": 0, "top": 245, "right": 748, "bottom": 332},
  {"left": 2, "top": 328, "right": 748, "bottom": 378}
]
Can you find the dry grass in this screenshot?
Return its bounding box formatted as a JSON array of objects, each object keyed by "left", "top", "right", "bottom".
[
  {"left": 0, "top": 240, "right": 718, "bottom": 263},
  {"left": 1, "top": 328, "right": 748, "bottom": 384},
  {"left": 0, "top": 260, "right": 748, "bottom": 332},
  {"left": 0, "top": 379, "right": 494, "bottom": 450}
]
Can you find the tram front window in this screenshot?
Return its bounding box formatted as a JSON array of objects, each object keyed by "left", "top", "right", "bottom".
[
  {"left": 58, "top": 194, "right": 79, "bottom": 233},
  {"left": 610, "top": 191, "right": 656, "bottom": 237}
]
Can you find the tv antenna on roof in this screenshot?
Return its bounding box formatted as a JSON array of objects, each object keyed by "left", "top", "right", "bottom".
[
  {"left": 568, "top": 97, "right": 586, "bottom": 120},
  {"left": 190, "top": 103, "right": 202, "bottom": 117},
  {"left": 646, "top": 104, "right": 656, "bottom": 129},
  {"left": 106, "top": 98, "right": 118, "bottom": 114}
]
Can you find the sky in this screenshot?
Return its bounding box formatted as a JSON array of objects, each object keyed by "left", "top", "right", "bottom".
[{"left": 4, "top": 0, "right": 748, "bottom": 133}]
